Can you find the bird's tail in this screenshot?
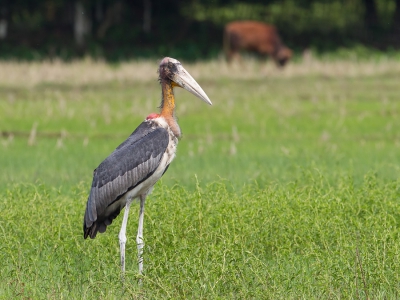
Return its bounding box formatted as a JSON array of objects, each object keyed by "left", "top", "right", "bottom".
[
  {"left": 83, "top": 200, "right": 121, "bottom": 239},
  {"left": 83, "top": 218, "right": 112, "bottom": 239}
]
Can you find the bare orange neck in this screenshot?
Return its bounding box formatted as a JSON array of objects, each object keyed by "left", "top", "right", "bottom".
[
  {"left": 159, "top": 80, "right": 181, "bottom": 138},
  {"left": 160, "top": 80, "right": 175, "bottom": 118}
]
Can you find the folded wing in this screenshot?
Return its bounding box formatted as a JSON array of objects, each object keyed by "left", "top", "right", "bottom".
[{"left": 83, "top": 121, "right": 169, "bottom": 238}]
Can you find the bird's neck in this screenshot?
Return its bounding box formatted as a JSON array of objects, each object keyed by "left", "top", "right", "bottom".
[
  {"left": 160, "top": 80, "right": 175, "bottom": 118},
  {"left": 160, "top": 80, "right": 181, "bottom": 138}
]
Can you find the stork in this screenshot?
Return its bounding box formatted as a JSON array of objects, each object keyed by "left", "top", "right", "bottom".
[{"left": 83, "top": 57, "right": 212, "bottom": 277}]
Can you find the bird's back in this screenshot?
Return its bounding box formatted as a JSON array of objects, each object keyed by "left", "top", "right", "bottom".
[{"left": 83, "top": 120, "right": 170, "bottom": 239}]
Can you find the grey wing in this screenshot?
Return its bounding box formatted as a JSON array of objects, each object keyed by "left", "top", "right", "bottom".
[{"left": 83, "top": 122, "right": 169, "bottom": 238}]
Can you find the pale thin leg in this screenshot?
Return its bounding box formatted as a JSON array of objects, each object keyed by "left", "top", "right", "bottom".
[
  {"left": 137, "top": 195, "right": 146, "bottom": 276},
  {"left": 119, "top": 201, "right": 131, "bottom": 275}
]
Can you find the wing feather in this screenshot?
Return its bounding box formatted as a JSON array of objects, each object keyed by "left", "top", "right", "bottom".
[{"left": 83, "top": 121, "right": 169, "bottom": 238}]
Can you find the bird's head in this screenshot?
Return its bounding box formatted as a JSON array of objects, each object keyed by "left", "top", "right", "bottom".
[{"left": 159, "top": 57, "right": 212, "bottom": 105}]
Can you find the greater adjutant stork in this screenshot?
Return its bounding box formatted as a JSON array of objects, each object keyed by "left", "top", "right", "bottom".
[{"left": 83, "top": 57, "right": 212, "bottom": 275}]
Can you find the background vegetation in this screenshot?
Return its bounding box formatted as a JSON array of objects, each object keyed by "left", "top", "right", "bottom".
[{"left": 1, "top": 0, "right": 400, "bottom": 61}]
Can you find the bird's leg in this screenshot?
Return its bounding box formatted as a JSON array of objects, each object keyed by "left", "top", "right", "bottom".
[
  {"left": 119, "top": 201, "right": 131, "bottom": 275},
  {"left": 137, "top": 195, "right": 146, "bottom": 276}
]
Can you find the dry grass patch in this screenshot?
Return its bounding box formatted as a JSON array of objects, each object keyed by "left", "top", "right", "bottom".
[{"left": 1, "top": 56, "right": 400, "bottom": 88}]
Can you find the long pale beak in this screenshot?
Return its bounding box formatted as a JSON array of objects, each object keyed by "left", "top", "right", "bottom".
[{"left": 171, "top": 65, "right": 212, "bottom": 105}]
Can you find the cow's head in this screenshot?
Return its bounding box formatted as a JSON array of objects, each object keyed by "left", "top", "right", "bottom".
[{"left": 275, "top": 47, "right": 293, "bottom": 67}]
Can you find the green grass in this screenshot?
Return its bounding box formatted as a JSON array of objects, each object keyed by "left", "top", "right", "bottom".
[{"left": 1, "top": 58, "right": 400, "bottom": 298}]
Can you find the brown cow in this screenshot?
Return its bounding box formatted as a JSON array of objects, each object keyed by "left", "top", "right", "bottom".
[{"left": 224, "top": 21, "right": 292, "bottom": 67}]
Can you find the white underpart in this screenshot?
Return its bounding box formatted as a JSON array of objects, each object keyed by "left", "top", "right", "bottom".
[{"left": 118, "top": 116, "right": 178, "bottom": 278}]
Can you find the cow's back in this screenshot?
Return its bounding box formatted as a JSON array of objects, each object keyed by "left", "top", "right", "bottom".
[{"left": 225, "top": 21, "right": 281, "bottom": 54}]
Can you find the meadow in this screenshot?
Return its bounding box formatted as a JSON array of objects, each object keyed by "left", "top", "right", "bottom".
[{"left": 1, "top": 56, "right": 400, "bottom": 298}]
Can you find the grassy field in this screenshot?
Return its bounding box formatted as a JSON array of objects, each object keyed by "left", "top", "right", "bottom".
[{"left": 1, "top": 56, "right": 400, "bottom": 298}]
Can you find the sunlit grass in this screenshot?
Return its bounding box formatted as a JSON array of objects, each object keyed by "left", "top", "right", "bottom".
[
  {"left": 1, "top": 57, "right": 400, "bottom": 298},
  {"left": 1, "top": 177, "right": 400, "bottom": 298}
]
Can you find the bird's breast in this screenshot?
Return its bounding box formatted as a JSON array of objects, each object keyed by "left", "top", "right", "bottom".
[
  {"left": 143, "top": 134, "right": 177, "bottom": 192},
  {"left": 147, "top": 116, "right": 179, "bottom": 169}
]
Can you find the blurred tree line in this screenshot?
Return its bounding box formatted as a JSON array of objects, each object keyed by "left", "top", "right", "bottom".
[{"left": 0, "top": 0, "right": 399, "bottom": 61}]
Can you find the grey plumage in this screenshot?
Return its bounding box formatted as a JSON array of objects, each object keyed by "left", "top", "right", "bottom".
[
  {"left": 82, "top": 57, "right": 212, "bottom": 277},
  {"left": 83, "top": 121, "right": 169, "bottom": 239}
]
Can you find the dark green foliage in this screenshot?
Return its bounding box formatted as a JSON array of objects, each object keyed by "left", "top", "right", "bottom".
[{"left": 1, "top": 0, "right": 400, "bottom": 61}]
